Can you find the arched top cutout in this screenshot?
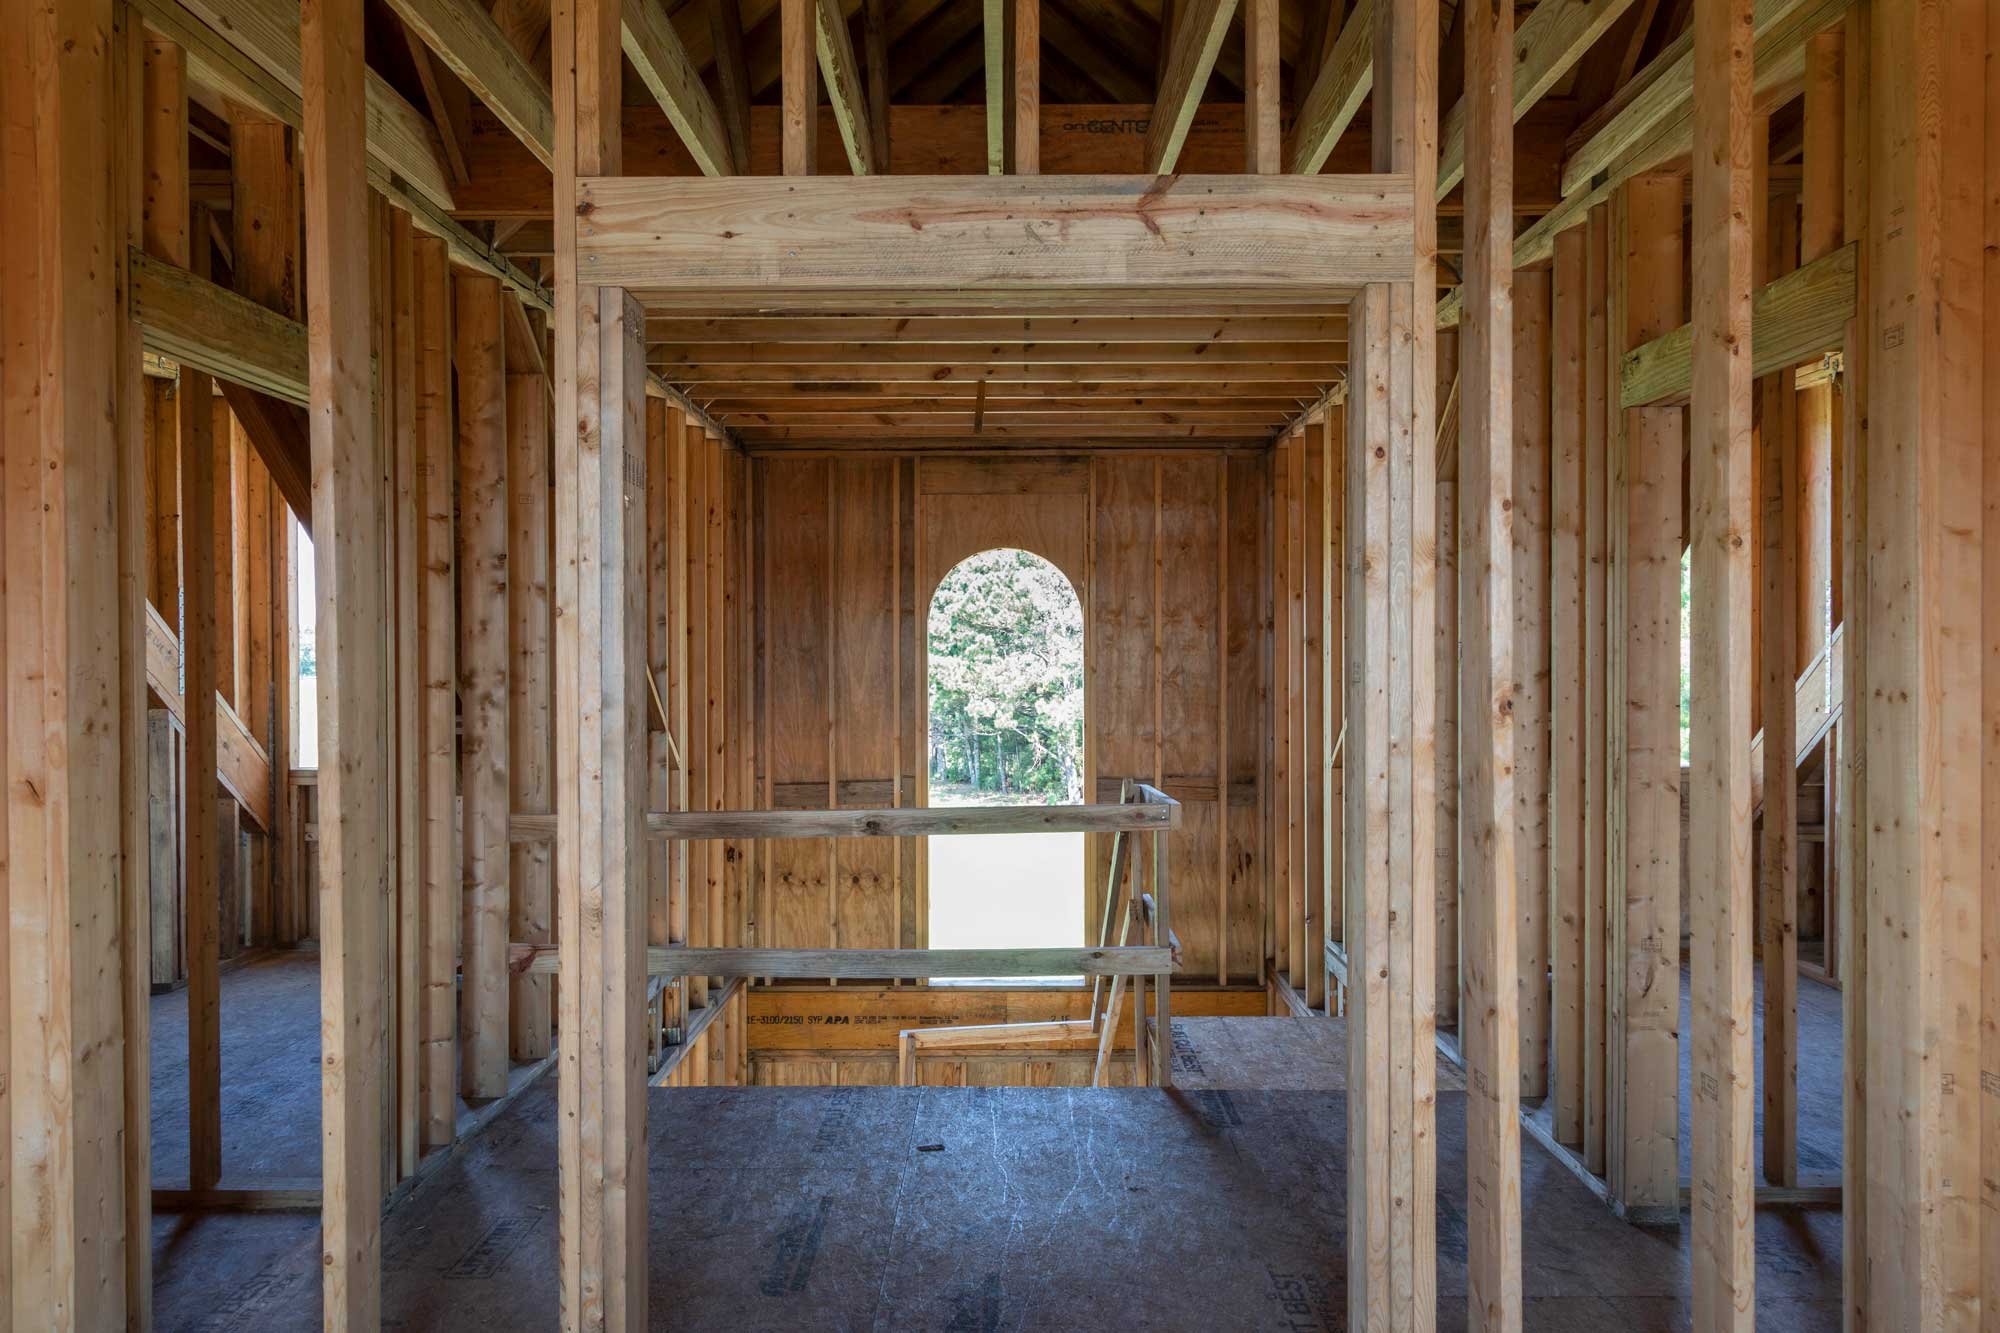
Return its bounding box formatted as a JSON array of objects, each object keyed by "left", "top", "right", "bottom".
[{"left": 927, "top": 548, "right": 1085, "bottom": 807}]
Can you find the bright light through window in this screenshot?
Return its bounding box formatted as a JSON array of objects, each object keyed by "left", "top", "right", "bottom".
[{"left": 926, "top": 549, "right": 1086, "bottom": 973}]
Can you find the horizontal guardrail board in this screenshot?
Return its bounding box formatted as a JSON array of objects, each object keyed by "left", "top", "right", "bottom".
[
  {"left": 514, "top": 945, "right": 1174, "bottom": 979},
  {"left": 646, "top": 800, "right": 1178, "bottom": 840},
  {"left": 508, "top": 799, "right": 1181, "bottom": 843}
]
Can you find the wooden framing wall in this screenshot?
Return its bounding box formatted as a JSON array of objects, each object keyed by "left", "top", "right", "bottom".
[
  {"left": 18, "top": 0, "right": 2000, "bottom": 1329},
  {"left": 749, "top": 448, "right": 1265, "bottom": 1005}
]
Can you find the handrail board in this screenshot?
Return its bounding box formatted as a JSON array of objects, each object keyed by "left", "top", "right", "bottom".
[
  {"left": 648, "top": 802, "right": 1176, "bottom": 840},
  {"left": 512, "top": 795, "right": 1180, "bottom": 844},
  {"left": 511, "top": 945, "right": 1173, "bottom": 979}
]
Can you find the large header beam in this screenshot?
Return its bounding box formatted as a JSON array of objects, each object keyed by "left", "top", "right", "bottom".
[{"left": 574, "top": 173, "right": 1414, "bottom": 307}]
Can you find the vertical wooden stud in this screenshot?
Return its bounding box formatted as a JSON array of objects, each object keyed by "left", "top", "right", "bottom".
[
  {"left": 783, "top": 0, "right": 817, "bottom": 176},
  {"left": 1610, "top": 173, "right": 1685, "bottom": 1218},
  {"left": 0, "top": 2, "right": 133, "bottom": 1322},
  {"left": 457, "top": 273, "right": 510, "bottom": 1100},
  {"left": 415, "top": 236, "right": 457, "bottom": 1148},
  {"left": 509, "top": 335, "right": 555, "bottom": 1061},
  {"left": 554, "top": 0, "right": 649, "bottom": 1320},
  {"left": 1460, "top": 0, "right": 1523, "bottom": 1315},
  {"left": 1854, "top": 0, "right": 1988, "bottom": 1324},
  {"left": 1512, "top": 271, "right": 1552, "bottom": 1102},
  {"left": 1688, "top": 0, "right": 1758, "bottom": 1319},
  {"left": 1548, "top": 224, "right": 1588, "bottom": 1149},
  {"left": 302, "top": 0, "right": 394, "bottom": 1320}
]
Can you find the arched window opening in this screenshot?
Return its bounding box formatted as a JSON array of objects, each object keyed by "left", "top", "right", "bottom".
[{"left": 926, "top": 548, "right": 1086, "bottom": 957}]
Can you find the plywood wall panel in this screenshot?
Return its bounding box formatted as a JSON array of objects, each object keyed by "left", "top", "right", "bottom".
[
  {"left": 763, "top": 459, "right": 833, "bottom": 949},
  {"left": 832, "top": 460, "right": 900, "bottom": 949},
  {"left": 1226, "top": 451, "right": 1269, "bottom": 984},
  {"left": 1158, "top": 455, "right": 1223, "bottom": 981},
  {"left": 753, "top": 449, "right": 1263, "bottom": 994}
]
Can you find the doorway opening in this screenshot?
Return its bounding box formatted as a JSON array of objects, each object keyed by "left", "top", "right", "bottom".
[{"left": 925, "top": 548, "right": 1086, "bottom": 962}]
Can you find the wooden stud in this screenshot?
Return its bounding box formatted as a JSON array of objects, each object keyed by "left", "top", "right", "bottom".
[
  {"left": 1852, "top": 0, "right": 1988, "bottom": 1323},
  {"left": 302, "top": 0, "right": 394, "bottom": 1320},
  {"left": 1836, "top": 10, "right": 1869, "bottom": 1321},
  {"left": 414, "top": 235, "right": 457, "bottom": 1149},
  {"left": 2, "top": 0, "right": 140, "bottom": 1321},
  {"left": 457, "top": 272, "right": 511, "bottom": 1100},
  {"left": 1435, "top": 336, "right": 1460, "bottom": 1034},
  {"left": 1459, "top": 0, "right": 1524, "bottom": 1316},
  {"left": 982, "top": 0, "right": 1011, "bottom": 174},
  {"left": 1756, "top": 176, "right": 1801, "bottom": 1190},
  {"left": 1796, "top": 30, "right": 1841, "bottom": 664},
  {"left": 1512, "top": 270, "right": 1552, "bottom": 1102},
  {"left": 1547, "top": 223, "right": 1587, "bottom": 1150},
  {"left": 782, "top": 0, "right": 818, "bottom": 176},
  {"left": 1011, "top": 0, "right": 1039, "bottom": 173},
  {"left": 1688, "top": 0, "right": 1758, "bottom": 1318},
  {"left": 862, "top": 0, "right": 890, "bottom": 169},
  {"left": 708, "top": 0, "right": 753, "bottom": 173},
  {"left": 554, "top": 0, "right": 650, "bottom": 1317},
  {"left": 1609, "top": 172, "right": 1684, "bottom": 1218},
  {"left": 1243, "top": 0, "right": 1280, "bottom": 174},
  {"left": 388, "top": 210, "right": 424, "bottom": 1180},
  {"left": 509, "top": 327, "right": 556, "bottom": 1061},
  {"left": 1581, "top": 202, "right": 1610, "bottom": 1177},
  {"left": 1345, "top": 0, "right": 1438, "bottom": 1316}
]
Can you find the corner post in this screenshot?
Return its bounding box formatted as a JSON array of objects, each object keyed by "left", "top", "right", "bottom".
[
  {"left": 555, "top": 0, "right": 649, "bottom": 1326},
  {"left": 1344, "top": 0, "right": 1438, "bottom": 1325}
]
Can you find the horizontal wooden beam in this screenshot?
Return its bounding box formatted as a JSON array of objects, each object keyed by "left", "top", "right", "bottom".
[
  {"left": 515, "top": 945, "right": 1177, "bottom": 978},
  {"left": 653, "top": 798, "right": 1178, "bottom": 839},
  {"left": 734, "top": 426, "right": 1271, "bottom": 442},
  {"left": 699, "top": 379, "right": 1327, "bottom": 400},
  {"left": 510, "top": 798, "right": 1176, "bottom": 842},
  {"left": 748, "top": 984, "right": 1262, "bottom": 1050},
  {"left": 708, "top": 395, "right": 1314, "bottom": 413},
  {"left": 624, "top": 0, "right": 737, "bottom": 176},
  {"left": 129, "top": 247, "right": 308, "bottom": 403},
  {"left": 643, "top": 314, "right": 1349, "bottom": 343},
  {"left": 651, "top": 339, "right": 1341, "bottom": 367},
  {"left": 670, "top": 364, "right": 1337, "bottom": 386},
  {"left": 575, "top": 174, "right": 1415, "bottom": 302},
  {"left": 1620, "top": 240, "right": 1855, "bottom": 407},
  {"left": 1288, "top": 0, "right": 1372, "bottom": 173},
  {"left": 151, "top": 1184, "right": 323, "bottom": 1213},
  {"left": 385, "top": 0, "right": 554, "bottom": 167},
  {"left": 730, "top": 413, "right": 1289, "bottom": 431}
]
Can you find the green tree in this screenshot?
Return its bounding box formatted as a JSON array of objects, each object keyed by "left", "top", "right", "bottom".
[{"left": 927, "top": 548, "right": 1083, "bottom": 804}]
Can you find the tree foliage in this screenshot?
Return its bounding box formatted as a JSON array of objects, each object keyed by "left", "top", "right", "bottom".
[{"left": 927, "top": 548, "right": 1083, "bottom": 804}]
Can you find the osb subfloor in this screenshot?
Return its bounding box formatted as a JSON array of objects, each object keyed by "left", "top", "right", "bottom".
[
  {"left": 150, "top": 950, "right": 324, "bottom": 1186},
  {"left": 151, "top": 965, "right": 1842, "bottom": 1331}
]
